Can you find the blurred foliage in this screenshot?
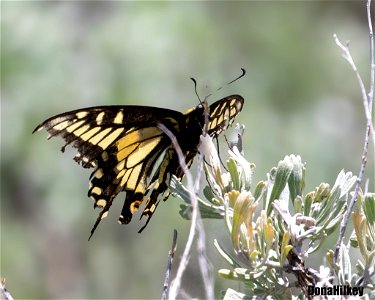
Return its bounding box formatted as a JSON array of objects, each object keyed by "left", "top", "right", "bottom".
[{"left": 1, "top": 1, "right": 373, "bottom": 298}]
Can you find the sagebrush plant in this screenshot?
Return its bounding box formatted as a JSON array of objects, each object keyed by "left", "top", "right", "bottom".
[{"left": 170, "top": 129, "right": 375, "bottom": 299}]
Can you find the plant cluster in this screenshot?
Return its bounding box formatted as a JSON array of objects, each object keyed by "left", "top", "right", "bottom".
[{"left": 170, "top": 132, "right": 375, "bottom": 299}]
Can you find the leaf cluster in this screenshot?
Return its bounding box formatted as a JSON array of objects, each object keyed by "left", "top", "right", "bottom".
[{"left": 170, "top": 131, "right": 374, "bottom": 299}]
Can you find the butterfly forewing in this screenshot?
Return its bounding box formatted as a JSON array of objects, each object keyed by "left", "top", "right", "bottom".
[
  {"left": 207, "top": 95, "right": 244, "bottom": 138},
  {"left": 34, "top": 96, "right": 244, "bottom": 238}
]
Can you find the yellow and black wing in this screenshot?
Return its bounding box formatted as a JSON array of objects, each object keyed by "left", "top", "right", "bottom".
[
  {"left": 207, "top": 95, "right": 244, "bottom": 137},
  {"left": 34, "top": 105, "right": 186, "bottom": 238},
  {"left": 33, "top": 95, "right": 244, "bottom": 238}
]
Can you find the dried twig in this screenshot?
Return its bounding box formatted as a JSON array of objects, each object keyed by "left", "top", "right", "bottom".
[
  {"left": 161, "top": 229, "right": 178, "bottom": 300},
  {"left": 0, "top": 278, "right": 14, "bottom": 300},
  {"left": 194, "top": 165, "right": 214, "bottom": 300},
  {"left": 158, "top": 123, "right": 213, "bottom": 300},
  {"left": 367, "top": 0, "right": 374, "bottom": 112},
  {"left": 333, "top": 0, "right": 374, "bottom": 265}
]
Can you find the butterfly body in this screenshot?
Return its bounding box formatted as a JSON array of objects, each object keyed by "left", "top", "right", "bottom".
[{"left": 34, "top": 95, "right": 244, "bottom": 238}]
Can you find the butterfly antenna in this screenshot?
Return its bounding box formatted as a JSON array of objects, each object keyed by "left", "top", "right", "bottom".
[
  {"left": 191, "top": 77, "right": 211, "bottom": 135},
  {"left": 228, "top": 68, "right": 246, "bottom": 85},
  {"left": 190, "top": 77, "right": 204, "bottom": 106},
  {"left": 216, "top": 68, "right": 246, "bottom": 91}
]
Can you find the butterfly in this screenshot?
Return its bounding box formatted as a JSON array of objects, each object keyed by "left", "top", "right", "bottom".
[{"left": 33, "top": 95, "right": 244, "bottom": 239}]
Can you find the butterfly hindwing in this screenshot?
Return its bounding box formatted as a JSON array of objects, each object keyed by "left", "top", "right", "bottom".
[
  {"left": 34, "top": 95, "right": 244, "bottom": 238},
  {"left": 88, "top": 126, "right": 171, "bottom": 237}
]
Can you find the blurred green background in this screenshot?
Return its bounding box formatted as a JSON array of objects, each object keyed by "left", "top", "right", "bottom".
[{"left": 1, "top": 1, "right": 373, "bottom": 299}]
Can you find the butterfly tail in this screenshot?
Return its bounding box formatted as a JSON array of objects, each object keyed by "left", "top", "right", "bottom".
[
  {"left": 118, "top": 191, "right": 144, "bottom": 225},
  {"left": 88, "top": 199, "right": 114, "bottom": 240}
]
